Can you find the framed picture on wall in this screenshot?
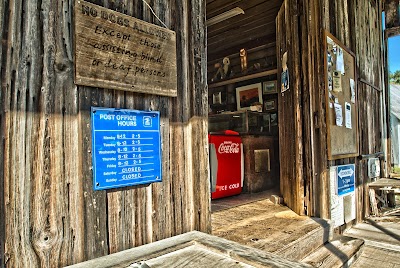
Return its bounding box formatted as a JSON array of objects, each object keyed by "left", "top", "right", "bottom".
[
  {"left": 263, "top": 80, "right": 277, "bottom": 94},
  {"left": 236, "top": 83, "right": 263, "bottom": 111},
  {"left": 264, "top": 99, "right": 276, "bottom": 111}
]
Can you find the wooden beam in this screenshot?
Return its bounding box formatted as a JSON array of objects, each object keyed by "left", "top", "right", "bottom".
[{"left": 208, "top": 33, "right": 276, "bottom": 62}]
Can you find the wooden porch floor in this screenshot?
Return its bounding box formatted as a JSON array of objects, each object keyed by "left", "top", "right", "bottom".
[
  {"left": 211, "top": 194, "right": 329, "bottom": 260},
  {"left": 345, "top": 216, "right": 400, "bottom": 267},
  {"left": 212, "top": 192, "right": 400, "bottom": 267}
]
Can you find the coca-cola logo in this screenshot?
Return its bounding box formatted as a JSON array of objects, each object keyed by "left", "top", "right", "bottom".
[{"left": 218, "top": 142, "right": 240, "bottom": 154}]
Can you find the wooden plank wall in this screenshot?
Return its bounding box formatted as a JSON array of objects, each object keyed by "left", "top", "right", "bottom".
[
  {"left": 0, "top": 0, "right": 210, "bottom": 267},
  {"left": 299, "top": 0, "right": 384, "bottom": 219}
]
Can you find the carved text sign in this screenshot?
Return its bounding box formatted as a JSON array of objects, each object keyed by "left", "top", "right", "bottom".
[{"left": 74, "top": 0, "right": 177, "bottom": 96}]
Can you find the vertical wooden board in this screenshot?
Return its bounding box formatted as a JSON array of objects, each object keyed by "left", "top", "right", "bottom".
[
  {"left": 2, "top": 1, "right": 16, "bottom": 265},
  {"left": 123, "top": 93, "right": 148, "bottom": 249},
  {"left": 140, "top": 0, "right": 175, "bottom": 243},
  {"left": 0, "top": 1, "right": 5, "bottom": 265},
  {"left": 188, "top": 0, "right": 210, "bottom": 233},
  {"left": 29, "top": 1, "right": 76, "bottom": 266},
  {"left": 314, "top": 0, "right": 329, "bottom": 219},
  {"left": 169, "top": 0, "right": 192, "bottom": 236},
  {"left": 5, "top": 0, "right": 42, "bottom": 266},
  {"left": 79, "top": 87, "right": 109, "bottom": 260},
  {"left": 105, "top": 88, "right": 126, "bottom": 255},
  {"left": 277, "top": 0, "right": 305, "bottom": 215},
  {"left": 292, "top": 0, "right": 305, "bottom": 215},
  {"left": 300, "top": 0, "right": 315, "bottom": 215},
  {"left": 57, "top": 0, "right": 86, "bottom": 265},
  {"left": 306, "top": 0, "right": 321, "bottom": 217},
  {"left": 302, "top": 0, "right": 332, "bottom": 218},
  {"left": 190, "top": 118, "right": 211, "bottom": 232},
  {"left": 169, "top": 124, "right": 187, "bottom": 235},
  {"left": 151, "top": 96, "right": 172, "bottom": 242}
]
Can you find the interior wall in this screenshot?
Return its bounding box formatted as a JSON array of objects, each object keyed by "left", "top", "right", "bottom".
[{"left": 0, "top": 0, "right": 210, "bottom": 267}]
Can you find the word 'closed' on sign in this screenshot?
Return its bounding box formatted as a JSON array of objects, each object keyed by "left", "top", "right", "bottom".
[{"left": 74, "top": 0, "right": 177, "bottom": 97}]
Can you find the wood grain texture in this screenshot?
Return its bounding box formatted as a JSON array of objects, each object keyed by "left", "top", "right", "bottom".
[
  {"left": 74, "top": 0, "right": 177, "bottom": 97},
  {"left": 286, "top": 0, "right": 384, "bottom": 221},
  {"left": 0, "top": 0, "right": 5, "bottom": 265},
  {"left": 65, "top": 231, "right": 313, "bottom": 268},
  {"left": 0, "top": 0, "right": 210, "bottom": 267},
  {"left": 385, "top": 0, "right": 400, "bottom": 29},
  {"left": 277, "top": 0, "right": 305, "bottom": 216}
]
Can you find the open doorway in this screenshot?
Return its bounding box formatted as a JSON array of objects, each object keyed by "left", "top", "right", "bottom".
[
  {"left": 388, "top": 34, "right": 400, "bottom": 178},
  {"left": 206, "top": 1, "right": 283, "bottom": 212}
]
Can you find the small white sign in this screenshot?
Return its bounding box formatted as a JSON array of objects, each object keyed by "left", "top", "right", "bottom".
[
  {"left": 330, "top": 167, "right": 344, "bottom": 227},
  {"left": 334, "top": 103, "right": 343, "bottom": 126},
  {"left": 345, "top": 102, "right": 352, "bottom": 129},
  {"left": 368, "top": 158, "right": 380, "bottom": 178},
  {"left": 336, "top": 47, "right": 345, "bottom": 74},
  {"left": 350, "top": 79, "right": 355, "bottom": 103}
]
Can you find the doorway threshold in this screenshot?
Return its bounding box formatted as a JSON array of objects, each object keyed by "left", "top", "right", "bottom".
[
  {"left": 211, "top": 187, "right": 280, "bottom": 213},
  {"left": 212, "top": 197, "right": 332, "bottom": 262}
]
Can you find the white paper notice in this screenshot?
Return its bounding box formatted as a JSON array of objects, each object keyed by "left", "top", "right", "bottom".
[
  {"left": 334, "top": 103, "right": 343, "bottom": 126},
  {"left": 333, "top": 71, "right": 342, "bottom": 93},
  {"left": 330, "top": 167, "right": 345, "bottom": 227},
  {"left": 344, "top": 193, "right": 356, "bottom": 223},
  {"left": 336, "top": 48, "right": 345, "bottom": 74},
  {"left": 350, "top": 78, "right": 355, "bottom": 103},
  {"left": 345, "top": 102, "right": 352, "bottom": 129}
]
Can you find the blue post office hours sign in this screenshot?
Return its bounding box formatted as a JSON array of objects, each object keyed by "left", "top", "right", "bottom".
[
  {"left": 91, "top": 107, "right": 162, "bottom": 190},
  {"left": 336, "top": 164, "right": 355, "bottom": 196}
]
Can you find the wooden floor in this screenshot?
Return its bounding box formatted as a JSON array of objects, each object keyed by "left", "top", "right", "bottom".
[
  {"left": 345, "top": 216, "right": 400, "bottom": 267},
  {"left": 211, "top": 187, "right": 279, "bottom": 212}
]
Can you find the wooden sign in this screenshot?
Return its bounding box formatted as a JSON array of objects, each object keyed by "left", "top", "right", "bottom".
[{"left": 74, "top": 0, "right": 177, "bottom": 96}]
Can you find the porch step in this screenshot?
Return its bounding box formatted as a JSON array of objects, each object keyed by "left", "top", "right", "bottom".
[
  {"left": 270, "top": 217, "right": 333, "bottom": 261},
  {"left": 212, "top": 199, "right": 334, "bottom": 262},
  {"left": 301, "top": 235, "right": 364, "bottom": 268},
  {"left": 212, "top": 199, "right": 333, "bottom": 261}
]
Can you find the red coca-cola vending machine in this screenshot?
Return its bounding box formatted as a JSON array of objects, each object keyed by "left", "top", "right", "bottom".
[{"left": 209, "top": 130, "right": 244, "bottom": 199}]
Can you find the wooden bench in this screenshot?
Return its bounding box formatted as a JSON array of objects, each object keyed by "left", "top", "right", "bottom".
[{"left": 369, "top": 178, "right": 400, "bottom": 216}]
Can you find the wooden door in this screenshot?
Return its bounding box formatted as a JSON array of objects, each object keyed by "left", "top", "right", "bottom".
[{"left": 276, "top": 0, "right": 305, "bottom": 215}]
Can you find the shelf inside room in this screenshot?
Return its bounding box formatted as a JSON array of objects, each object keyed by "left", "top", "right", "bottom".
[{"left": 208, "top": 69, "right": 278, "bottom": 89}]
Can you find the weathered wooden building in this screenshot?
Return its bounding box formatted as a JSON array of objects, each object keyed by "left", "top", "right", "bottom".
[{"left": 0, "top": 0, "right": 391, "bottom": 267}]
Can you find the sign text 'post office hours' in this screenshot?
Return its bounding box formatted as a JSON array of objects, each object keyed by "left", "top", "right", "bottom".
[{"left": 91, "top": 107, "right": 162, "bottom": 190}]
